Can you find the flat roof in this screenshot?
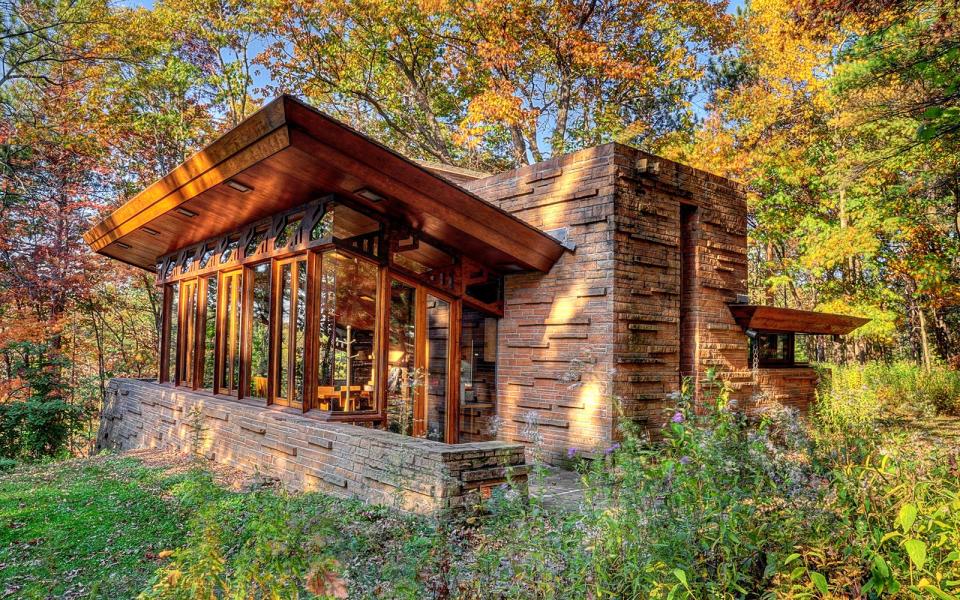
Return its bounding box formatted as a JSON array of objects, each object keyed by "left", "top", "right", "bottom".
[
  {"left": 728, "top": 304, "right": 869, "bottom": 336},
  {"left": 83, "top": 95, "right": 565, "bottom": 273}
]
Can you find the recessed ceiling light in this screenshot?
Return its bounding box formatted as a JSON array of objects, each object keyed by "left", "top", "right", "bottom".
[
  {"left": 175, "top": 207, "right": 198, "bottom": 218},
  {"left": 225, "top": 179, "right": 253, "bottom": 193},
  {"left": 142, "top": 227, "right": 160, "bottom": 236},
  {"left": 115, "top": 241, "right": 132, "bottom": 250},
  {"left": 356, "top": 188, "right": 384, "bottom": 202}
]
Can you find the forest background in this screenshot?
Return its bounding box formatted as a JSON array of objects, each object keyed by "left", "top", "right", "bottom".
[{"left": 1, "top": 0, "right": 957, "bottom": 456}]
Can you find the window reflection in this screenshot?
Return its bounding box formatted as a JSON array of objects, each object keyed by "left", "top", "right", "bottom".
[
  {"left": 460, "top": 307, "right": 498, "bottom": 442},
  {"left": 274, "top": 257, "right": 307, "bottom": 407},
  {"left": 219, "top": 270, "right": 242, "bottom": 395},
  {"left": 179, "top": 280, "right": 198, "bottom": 386},
  {"left": 316, "top": 252, "right": 378, "bottom": 412},
  {"left": 425, "top": 296, "right": 449, "bottom": 441},
  {"left": 200, "top": 276, "right": 217, "bottom": 391},
  {"left": 164, "top": 282, "right": 179, "bottom": 383},
  {"left": 387, "top": 280, "right": 416, "bottom": 435},
  {"left": 248, "top": 262, "right": 270, "bottom": 398}
]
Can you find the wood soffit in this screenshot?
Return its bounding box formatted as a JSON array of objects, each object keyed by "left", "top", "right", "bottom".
[
  {"left": 83, "top": 95, "right": 565, "bottom": 273},
  {"left": 728, "top": 304, "right": 870, "bottom": 336}
]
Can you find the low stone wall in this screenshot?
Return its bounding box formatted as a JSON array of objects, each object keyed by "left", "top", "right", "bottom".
[
  {"left": 97, "top": 379, "right": 529, "bottom": 515},
  {"left": 748, "top": 367, "right": 822, "bottom": 413}
]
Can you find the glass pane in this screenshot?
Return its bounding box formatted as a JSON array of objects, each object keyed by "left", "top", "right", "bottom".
[
  {"left": 244, "top": 229, "right": 266, "bottom": 258},
  {"left": 180, "top": 281, "right": 198, "bottom": 386},
  {"left": 460, "top": 307, "right": 498, "bottom": 442},
  {"left": 275, "top": 217, "right": 301, "bottom": 248},
  {"left": 310, "top": 209, "right": 334, "bottom": 241},
  {"left": 198, "top": 245, "right": 215, "bottom": 269},
  {"left": 165, "top": 282, "right": 179, "bottom": 383},
  {"left": 274, "top": 258, "right": 307, "bottom": 406},
  {"left": 277, "top": 262, "right": 292, "bottom": 402},
  {"left": 180, "top": 250, "right": 196, "bottom": 275},
  {"left": 220, "top": 272, "right": 242, "bottom": 394},
  {"left": 248, "top": 262, "right": 270, "bottom": 398},
  {"left": 753, "top": 333, "right": 793, "bottom": 366},
  {"left": 201, "top": 277, "right": 217, "bottom": 391},
  {"left": 220, "top": 236, "right": 240, "bottom": 263},
  {"left": 295, "top": 261, "right": 307, "bottom": 404},
  {"left": 387, "top": 280, "right": 416, "bottom": 435},
  {"left": 316, "top": 252, "right": 378, "bottom": 412},
  {"left": 425, "top": 296, "right": 449, "bottom": 441}
]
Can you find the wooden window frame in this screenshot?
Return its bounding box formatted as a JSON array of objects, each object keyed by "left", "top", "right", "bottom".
[
  {"left": 387, "top": 271, "right": 461, "bottom": 443},
  {"left": 750, "top": 332, "right": 796, "bottom": 368},
  {"left": 177, "top": 278, "right": 200, "bottom": 388},
  {"left": 216, "top": 269, "right": 243, "bottom": 398},
  {"left": 309, "top": 248, "right": 384, "bottom": 421},
  {"left": 270, "top": 254, "right": 308, "bottom": 409},
  {"left": 151, "top": 193, "right": 508, "bottom": 445}
]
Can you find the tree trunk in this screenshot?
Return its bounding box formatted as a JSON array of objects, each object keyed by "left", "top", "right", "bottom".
[{"left": 918, "top": 305, "right": 933, "bottom": 373}]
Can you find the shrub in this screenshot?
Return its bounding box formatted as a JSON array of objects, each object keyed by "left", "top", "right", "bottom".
[
  {"left": 0, "top": 342, "right": 87, "bottom": 460},
  {"left": 823, "top": 360, "right": 960, "bottom": 417}
]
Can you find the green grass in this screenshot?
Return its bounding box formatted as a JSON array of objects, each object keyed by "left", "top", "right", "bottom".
[
  {"left": 0, "top": 455, "right": 192, "bottom": 599},
  {"left": 0, "top": 453, "right": 443, "bottom": 599}
]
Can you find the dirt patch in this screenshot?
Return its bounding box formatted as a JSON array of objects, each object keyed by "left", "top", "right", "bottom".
[{"left": 117, "top": 449, "right": 255, "bottom": 491}]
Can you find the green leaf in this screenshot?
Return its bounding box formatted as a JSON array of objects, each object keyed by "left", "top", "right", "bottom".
[
  {"left": 898, "top": 503, "right": 918, "bottom": 533},
  {"left": 783, "top": 552, "right": 802, "bottom": 565},
  {"left": 904, "top": 539, "right": 927, "bottom": 570},
  {"left": 672, "top": 568, "right": 688, "bottom": 588},
  {"left": 923, "top": 106, "right": 944, "bottom": 119},
  {"left": 810, "top": 571, "right": 828, "bottom": 595},
  {"left": 919, "top": 584, "right": 959, "bottom": 600}
]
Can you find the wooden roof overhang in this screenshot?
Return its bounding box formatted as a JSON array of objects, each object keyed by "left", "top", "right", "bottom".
[
  {"left": 728, "top": 304, "right": 870, "bottom": 336},
  {"left": 82, "top": 95, "right": 565, "bottom": 273}
]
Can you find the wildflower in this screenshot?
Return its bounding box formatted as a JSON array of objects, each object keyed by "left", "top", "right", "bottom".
[
  {"left": 671, "top": 411, "right": 684, "bottom": 423},
  {"left": 567, "top": 447, "right": 578, "bottom": 459},
  {"left": 679, "top": 455, "right": 691, "bottom": 465},
  {"left": 604, "top": 443, "right": 620, "bottom": 455}
]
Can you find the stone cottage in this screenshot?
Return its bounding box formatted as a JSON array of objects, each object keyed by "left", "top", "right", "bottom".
[{"left": 86, "top": 96, "right": 866, "bottom": 512}]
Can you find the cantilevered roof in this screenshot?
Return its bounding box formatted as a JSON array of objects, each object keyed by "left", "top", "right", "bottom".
[
  {"left": 728, "top": 304, "right": 869, "bottom": 336},
  {"left": 83, "top": 95, "right": 565, "bottom": 273}
]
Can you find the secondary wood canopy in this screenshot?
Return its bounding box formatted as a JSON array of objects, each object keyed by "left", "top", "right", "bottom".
[
  {"left": 728, "top": 304, "right": 869, "bottom": 335},
  {"left": 83, "top": 95, "right": 565, "bottom": 273}
]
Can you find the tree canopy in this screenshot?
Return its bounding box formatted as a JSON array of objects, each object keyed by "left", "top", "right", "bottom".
[{"left": 1, "top": 0, "right": 957, "bottom": 427}]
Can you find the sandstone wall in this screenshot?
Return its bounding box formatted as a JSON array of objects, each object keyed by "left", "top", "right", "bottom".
[
  {"left": 464, "top": 146, "right": 618, "bottom": 462},
  {"left": 97, "top": 379, "right": 528, "bottom": 515}
]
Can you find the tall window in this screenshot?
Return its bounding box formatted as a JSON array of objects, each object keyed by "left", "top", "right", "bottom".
[
  {"left": 163, "top": 282, "right": 179, "bottom": 383},
  {"left": 273, "top": 256, "right": 307, "bottom": 407},
  {"left": 425, "top": 296, "right": 450, "bottom": 441},
  {"left": 387, "top": 280, "right": 417, "bottom": 435},
  {"left": 219, "top": 270, "right": 242, "bottom": 395},
  {"left": 460, "top": 307, "right": 497, "bottom": 442},
  {"left": 247, "top": 262, "right": 270, "bottom": 398},
  {"left": 200, "top": 276, "right": 217, "bottom": 391},
  {"left": 178, "top": 279, "right": 199, "bottom": 386},
  {"left": 316, "top": 252, "right": 378, "bottom": 412}
]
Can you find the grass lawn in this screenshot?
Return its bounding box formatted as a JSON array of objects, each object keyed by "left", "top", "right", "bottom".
[
  {"left": 0, "top": 454, "right": 193, "bottom": 599},
  {"left": 3, "top": 408, "right": 960, "bottom": 598},
  {"left": 0, "top": 451, "right": 445, "bottom": 599}
]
